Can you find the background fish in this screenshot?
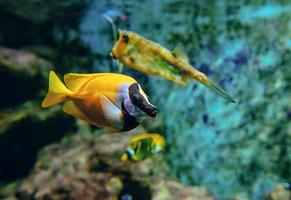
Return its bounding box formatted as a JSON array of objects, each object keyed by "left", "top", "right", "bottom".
[
  {"left": 42, "top": 71, "right": 157, "bottom": 132},
  {"left": 121, "top": 133, "right": 166, "bottom": 162},
  {"left": 112, "top": 30, "right": 236, "bottom": 103}
]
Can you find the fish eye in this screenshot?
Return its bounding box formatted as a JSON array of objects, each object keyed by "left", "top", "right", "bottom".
[
  {"left": 131, "top": 94, "right": 139, "bottom": 104},
  {"left": 125, "top": 151, "right": 131, "bottom": 159},
  {"left": 123, "top": 34, "right": 129, "bottom": 43},
  {"left": 125, "top": 149, "right": 134, "bottom": 160}
]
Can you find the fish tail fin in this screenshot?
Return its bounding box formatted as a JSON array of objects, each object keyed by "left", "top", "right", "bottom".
[
  {"left": 204, "top": 79, "right": 236, "bottom": 103},
  {"left": 190, "top": 70, "right": 236, "bottom": 103},
  {"left": 41, "top": 71, "right": 72, "bottom": 108}
]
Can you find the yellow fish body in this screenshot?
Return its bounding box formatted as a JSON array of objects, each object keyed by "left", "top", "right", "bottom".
[
  {"left": 121, "top": 133, "right": 166, "bottom": 162},
  {"left": 112, "top": 30, "right": 236, "bottom": 103},
  {"left": 42, "top": 71, "right": 157, "bottom": 131}
]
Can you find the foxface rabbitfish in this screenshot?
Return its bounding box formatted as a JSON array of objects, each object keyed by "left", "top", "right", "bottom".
[{"left": 42, "top": 71, "right": 157, "bottom": 132}]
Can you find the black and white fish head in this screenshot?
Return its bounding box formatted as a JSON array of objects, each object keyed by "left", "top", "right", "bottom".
[{"left": 127, "top": 83, "right": 157, "bottom": 118}]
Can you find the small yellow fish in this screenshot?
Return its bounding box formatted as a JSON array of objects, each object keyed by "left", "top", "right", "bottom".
[
  {"left": 112, "top": 30, "right": 236, "bottom": 103},
  {"left": 41, "top": 71, "right": 157, "bottom": 131},
  {"left": 121, "top": 133, "right": 166, "bottom": 162}
]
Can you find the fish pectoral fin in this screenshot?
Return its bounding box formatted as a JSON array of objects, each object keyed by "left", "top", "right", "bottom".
[
  {"left": 101, "top": 95, "right": 123, "bottom": 129},
  {"left": 63, "top": 101, "right": 95, "bottom": 124}
]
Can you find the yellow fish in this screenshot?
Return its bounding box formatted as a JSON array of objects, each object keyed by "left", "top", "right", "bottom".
[
  {"left": 112, "top": 30, "right": 236, "bottom": 103},
  {"left": 121, "top": 133, "right": 166, "bottom": 162},
  {"left": 41, "top": 71, "right": 157, "bottom": 132}
]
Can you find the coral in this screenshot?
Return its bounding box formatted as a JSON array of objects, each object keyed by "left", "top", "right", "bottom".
[
  {"left": 0, "top": 126, "right": 214, "bottom": 200},
  {"left": 0, "top": 47, "right": 52, "bottom": 108},
  {"left": 264, "top": 184, "right": 291, "bottom": 200},
  {"left": 0, "top": 48, "right": 77, "bottom": 184}
]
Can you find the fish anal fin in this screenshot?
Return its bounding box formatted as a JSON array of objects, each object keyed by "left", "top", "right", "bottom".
[{"left": 101, "top": 95, "right": 123, "bottom": 130}]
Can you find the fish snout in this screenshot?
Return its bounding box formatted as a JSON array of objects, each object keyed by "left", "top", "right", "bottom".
[
  {"left": 140, "top": 101, "right": 158, "bottom": 117},
  {"left": 129, "top": 83, "right": 158, "bottom": 117},
  {"left": 131, "top": 93, "right": 158, "bottom": 117}
]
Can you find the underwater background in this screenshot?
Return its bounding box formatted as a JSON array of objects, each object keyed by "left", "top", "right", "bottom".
[{"left": 0, "top": 0, "right": 290, "bottom": 200}]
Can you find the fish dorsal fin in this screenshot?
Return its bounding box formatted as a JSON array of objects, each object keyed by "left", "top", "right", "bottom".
[
  {"left": 130, "top": 133, "right": 150, "bottom": 143},
  {"left": 101, "top": 95, "right": 123, "bottom": 129},
  {"left": 63, "top": 101, "right": 96, "bottom": 125},
  {"left": 64, "top": 73, "right": 98, "bottom": 92},
  {"left": 172, "top": 44, "right": 190, "bottom": 64}
]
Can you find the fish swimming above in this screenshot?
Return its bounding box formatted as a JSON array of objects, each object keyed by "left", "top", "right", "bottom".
[
  {"left": 121, "top": 133, "right": 165, "bottom": 162},
  {"left": 111, "top": 30, "right": 236, "bottom": 103},
  {"left": 41, "top": 71, "right": 157, "bottom": 132}
]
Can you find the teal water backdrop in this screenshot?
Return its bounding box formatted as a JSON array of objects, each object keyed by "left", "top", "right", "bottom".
[{"left": 0, "top": 0, "right": 290, "bottom": 199}]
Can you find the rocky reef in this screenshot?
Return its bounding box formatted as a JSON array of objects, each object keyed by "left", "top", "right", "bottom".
[
  {"left": 0, "top": 47, "right": 77, "bottom": 184},
  {"left": 264, "top": 184, "right": 291, "bottom": 200},
  {"left": 1, "top": 125, "right": 214, "bottom": 200}
]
